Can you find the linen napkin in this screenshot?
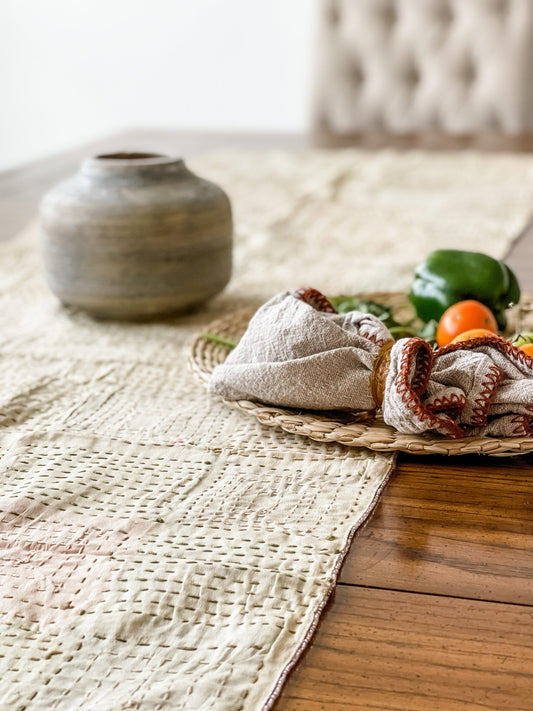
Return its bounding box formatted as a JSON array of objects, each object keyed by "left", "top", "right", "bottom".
[
  {"left": 209, "top": 289, "right": 391, "bottom": 412},
  {"left": 209, "top": 289, "right": 533, "bottom": 439}
]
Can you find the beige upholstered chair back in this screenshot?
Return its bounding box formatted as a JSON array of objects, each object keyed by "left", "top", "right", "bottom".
[{"left": 313, "top": 0, "right": 533, "bottom": 142}]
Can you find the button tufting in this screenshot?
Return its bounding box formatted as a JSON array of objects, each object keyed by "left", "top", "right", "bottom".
[
  {"left": 433, "top": 1, "right": 453, "bottom": 26},
  {"left": 378, "top": 2, "right": 398, "bottom": 29},
  {"left": 327, "top": 0, "right": 340, "bottom": 27},
  {"left": 483, "top": 110, "right": 503, "bottom": 130},
  {"left": 491, "top": 0, "right": 508, "bottom": 15},
  {"left": 351, "top": 62, "right": 365, "bottom": 86},
  {"left": 314, "top": 0, "right": 533, "bottom": 135},
  {"left": 459, "top": 55, "right": 477, "bottom": 86},
  {"left": 404, "top": 62, "right": 421, "bottom": 88}
]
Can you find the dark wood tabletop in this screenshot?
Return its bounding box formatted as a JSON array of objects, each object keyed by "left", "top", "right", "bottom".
[{"left": 2, "top": 130, "right": 532, "bottom": 710}]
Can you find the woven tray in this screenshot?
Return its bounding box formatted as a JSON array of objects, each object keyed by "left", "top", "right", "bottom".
[{"left": 190, "top": 294, "right": 533, "bottom": 457}]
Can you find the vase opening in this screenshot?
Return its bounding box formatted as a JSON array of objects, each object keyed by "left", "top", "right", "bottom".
[
  {"left": 81, "top": 153, "right": 185, "bottom": 175},
  {"left": 95, "top": 152, "right": 166, "bottom": 160}
]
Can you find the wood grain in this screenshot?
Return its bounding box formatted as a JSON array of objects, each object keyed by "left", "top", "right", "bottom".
[
  {"left": 313, "top": 129, "right": 533, "bottom": 153},
  {"left": 340, "top": 455, "right": 533, "bottom": 605},
  {"left": 275, "top": 584, "right": 533, "bottom": 711}
]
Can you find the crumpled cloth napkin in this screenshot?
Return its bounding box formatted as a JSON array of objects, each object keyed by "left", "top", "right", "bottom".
[{"left": 209, "top": 289, "right": 533, "bottom": 438}]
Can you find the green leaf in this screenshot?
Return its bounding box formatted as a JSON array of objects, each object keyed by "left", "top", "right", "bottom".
[
  {"left": 511, "top": 331, "right": 533, "bottom": 347},
  {"left": 201, "top": 333, "right": 237, "bottom": 349},
  {"left": 329, "top": 296, "right": 395, "bottom": 327},
  {"left": 415, "top": 319, "right": 438, "bottom": 343},
  {"left": 329, "top": 295, "right": 438, "bottom": 344}
]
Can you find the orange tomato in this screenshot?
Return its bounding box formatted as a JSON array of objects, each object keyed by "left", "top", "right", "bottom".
[
  {"left": 436, "top": 300, "right": 498, "bottom": 347},
  {"left": 519, "top": 343, "right": 533, "bottom": 357},
  {"left": 450, "top": 328, "right": 498, "bottom": 344}
]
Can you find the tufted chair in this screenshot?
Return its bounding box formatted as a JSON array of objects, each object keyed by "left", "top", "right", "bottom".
[{"left": 313, "top": 0, "right": 533, "bottom": 148}]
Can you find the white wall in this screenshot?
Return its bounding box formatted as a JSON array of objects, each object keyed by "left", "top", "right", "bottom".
[{"left": 0, "top": 0, "right": 317, "bottom": 171}]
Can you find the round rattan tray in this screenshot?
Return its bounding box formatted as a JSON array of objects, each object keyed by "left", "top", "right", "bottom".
[{"left": 190, "top": 294, "right": 533, "bottom": 457}]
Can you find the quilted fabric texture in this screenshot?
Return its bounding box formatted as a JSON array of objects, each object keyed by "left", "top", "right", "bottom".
[
  {"left": 2, "top": 147, "right": 533, "bottom": 710},
  {"left": 0, "top": 226, "right": 394, "bottom": 711},
  {"left": 314, "top": 0, "right": 533, "bottom": 135}
]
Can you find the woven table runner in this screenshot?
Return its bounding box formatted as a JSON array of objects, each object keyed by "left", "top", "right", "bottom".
[{"left": 2, "top": 147, "right": 533, "bottom": 710}]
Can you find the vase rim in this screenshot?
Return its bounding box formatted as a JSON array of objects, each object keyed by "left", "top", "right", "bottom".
[{"left": 81, "top": 153, "right": 185, "bottom": 174}]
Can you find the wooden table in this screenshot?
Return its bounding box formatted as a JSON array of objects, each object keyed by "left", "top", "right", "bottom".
[{"left": 2, "top": 131, "right": 532, "bottom": 710}]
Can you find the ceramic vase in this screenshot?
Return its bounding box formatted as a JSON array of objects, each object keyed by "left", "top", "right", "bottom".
[{"left": 40, "top": 152, "right": 233, "bottom": 319}]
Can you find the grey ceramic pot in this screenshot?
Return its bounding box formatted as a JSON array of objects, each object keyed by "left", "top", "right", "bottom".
[{"left": 40, "top": 152, "right": 233, "bottom": 319}]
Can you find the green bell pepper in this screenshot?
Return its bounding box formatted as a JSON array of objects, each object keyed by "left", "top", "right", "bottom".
[{"left": 409, "top": 250, "right": 520, "bottom": 331}]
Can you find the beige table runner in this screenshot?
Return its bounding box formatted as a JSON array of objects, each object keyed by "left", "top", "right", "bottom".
[
  {"left": 2, "top": 147, "right": 533, "bottom": 710},
  {"left": 190, "top": 147, "right": 533, "bottom": 297}
]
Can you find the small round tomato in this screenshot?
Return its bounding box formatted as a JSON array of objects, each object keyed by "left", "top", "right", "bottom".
[
  {"left": 436, "top": 300, "right": 498, "bottom": 348},
  {"left": 451, "top": 328, "right": 498, "bottom": 344},
  {"left": 519, "top": 343, "right": 533, "bottom": 358}
]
